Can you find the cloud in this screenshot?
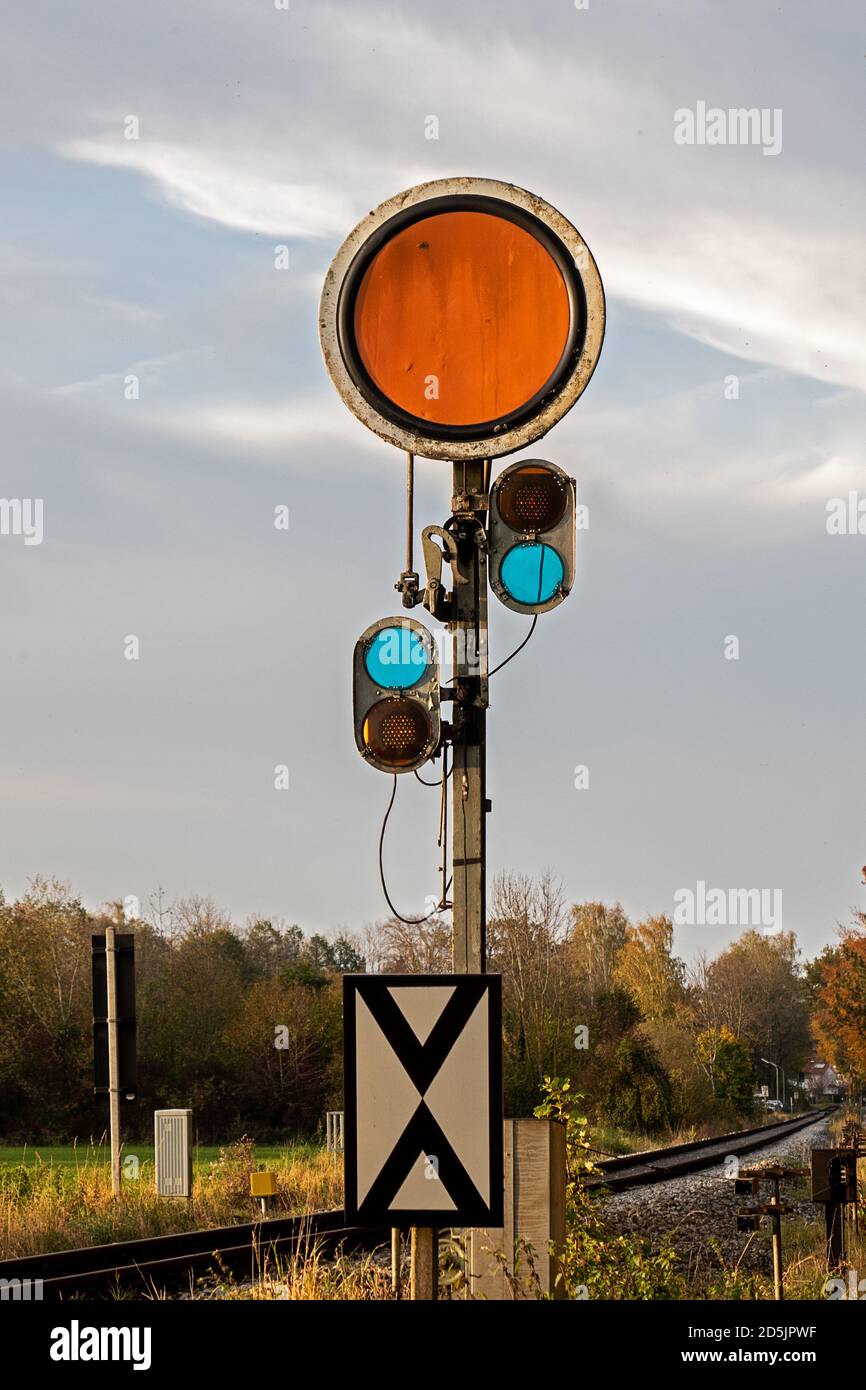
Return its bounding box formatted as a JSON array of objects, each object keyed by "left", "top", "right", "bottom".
[
  {"left": 51, "top": 350, "right": 199, "bottom": 399},
  {"left": 53, "top": 3, "right": 866, "bottom": 403},
  {"left": 603, "top": 212, "right": 866, "bottom": 394},
  {"left": 148, "top": 394, "right": 385, "bottom": 458},
  {"left": 61, "top": 138, "right": 359, "bottom": 239},
  {"left": 79, "top": 293, "right": 163, "bottom": 325}
]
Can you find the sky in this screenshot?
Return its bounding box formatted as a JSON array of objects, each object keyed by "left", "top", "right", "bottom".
[{"left": 0, "top": 0, "right": 863, "bottom": 963}]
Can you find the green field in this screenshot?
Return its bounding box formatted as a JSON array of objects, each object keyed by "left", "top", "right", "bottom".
[{"left": 0, "top": 1141, "right": 325, "bottom": 1170}]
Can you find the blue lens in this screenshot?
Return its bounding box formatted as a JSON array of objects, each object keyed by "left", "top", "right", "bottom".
[
  {"left": 364, "top": 626, "right": 430, "bottom": 689},
  {"left": 500, "top": 543, "right": 564, "bottom": 605}
]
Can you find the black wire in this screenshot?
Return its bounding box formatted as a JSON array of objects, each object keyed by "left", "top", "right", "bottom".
[
  {"left": 487, "top": 539, "right": 547, "bottom": 677},
  {"left": 414, "top": 763, "right": 453, "bottom": 787},
  {"left": 488, "top": 613, "right": 538, "bottom": 677},
  {"left": 378, "top": 775, "right": 450, "bottom": 924}
]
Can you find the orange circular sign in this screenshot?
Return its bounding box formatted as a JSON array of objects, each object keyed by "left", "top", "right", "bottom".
[
  {"left": 352, "top": 210, "right": 571, "bottom": 428},
  {"left": 319, "top": 178, "right": 605, "bottom": 461}
]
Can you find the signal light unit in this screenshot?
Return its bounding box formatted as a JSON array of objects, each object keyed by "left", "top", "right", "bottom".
[
  {"left": 487, "top": 459, "right": 576, "bottom": 614},
  {"left": 352, "top": 617, "right": 441, "bottom": 774}
]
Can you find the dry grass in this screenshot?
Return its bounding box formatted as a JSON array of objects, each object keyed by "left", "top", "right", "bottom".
[
  {"left": 0, "top": 1140, "right": 344, "bottom": 1260},
  {"left": 189, "top": 1238, "right": 397, "bottom": 1300},
  {"left": 701, "top": 1212, "right": 865, "bottom": 1301},
  {"left": 590, "top": 1109, "right": 795, "bottom": 1159},
  {"left": 698, "top": 1107, "right": 866, "bottom": 1300}
]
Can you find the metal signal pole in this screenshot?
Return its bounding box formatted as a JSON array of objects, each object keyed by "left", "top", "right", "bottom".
[
  {"left": 105, "top": 923, "right": 122, "bottom": 1197},
  {"left": 450, "top": 459, "right": 489, "bottom": 1302},
  {"left": 450, "top": 459, "right": 488, "bottom": 976},
  {"left": 409, "top": 460, "right": 489, "bottom": 1301}
]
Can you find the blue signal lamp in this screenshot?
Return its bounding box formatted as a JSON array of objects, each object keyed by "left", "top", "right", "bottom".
[
  {"left": 352, "top": 617, "right": 441, "bottom": 774},
  {"left": 488, "top": 459, "right": 576, "bottom": 614}
]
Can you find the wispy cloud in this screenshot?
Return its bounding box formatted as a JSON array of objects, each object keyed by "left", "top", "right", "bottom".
[
  {"left": 51, "top": 350, "right": 200, "bottom": 398},
  {"left": 62, "top": 138, "right": 359, "bottom": 239},
  {"left": 146, "top": 394, "right": 386, "bottom": 458},
  {"left": 54, "top": 4, "right": 866, "bottom": 400}
]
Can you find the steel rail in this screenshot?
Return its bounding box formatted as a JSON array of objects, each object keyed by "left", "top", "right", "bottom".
[
  {"left": 583, "top": 1107, "right": 835, "bottom": 1193},
  {"left": 0, "top": 1208, "right": 388, "bottom": 1300},
  {"left": 0, "top": 1110, "right": 834, "bottom": 1296}
]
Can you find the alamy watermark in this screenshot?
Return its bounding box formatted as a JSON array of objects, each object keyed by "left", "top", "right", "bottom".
[
  {"left": 0, "top": 498, "right": 43, "bottom": 545},
  {"left": 824, "top": 1270, "right": 866, "bottom": 1299},
  {"left": 826, "top": 492, "right": 866, "bottom": 535},
  {"left": 1, "top": 1276, "right": 43, "bottom": 1300},
  {"left": 674, "top": 102, "right": 782, "bottom": 157},
  {"left": 673, "top": 880, "right": 782, "bottom": 934}
]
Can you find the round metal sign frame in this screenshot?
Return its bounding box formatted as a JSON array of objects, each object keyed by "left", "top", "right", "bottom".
[{"left": 319, "top": 177, "right": 605, "bottom": 463}]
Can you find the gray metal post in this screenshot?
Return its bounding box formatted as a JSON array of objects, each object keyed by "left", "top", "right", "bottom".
[
  {"left": 450, "top": 458, "right": 488, "bottom": 976},
  {"left": 825, "top": 1203, "right": 844, "bottom": 1269},
  {"left": 452, "top": 458, "right": 488, "bottom": 1299},
  {"left": 770, "top": 1174, "right": 784, "bottom": 1300},
  {"left": 409, "top": 460, "right": 489, "bottom": 1301},
  {"left": 411, "top": 1227, "right": 438, "bottom": 1300},
  {"left": 105, "top": 923, "right": 122, "bottom": 1197}
]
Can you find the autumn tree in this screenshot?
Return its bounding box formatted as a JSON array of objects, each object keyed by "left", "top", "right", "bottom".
[
  {"left": 368, "top": 914, "right": 451, "bottom": 974},
  {"left": 696, "top": 1026, "right": 755, "bottom": 1114},
  {"left": 614, "top": 915, "right": 686, "bottom": 1022},
  {"left": 567, "top": 901, "right": 629, "bottom": 1008},
  {"left": 811, "top": 916, "right": 866, "bottom": 1084},
  {"left": 599, "top": 1037, "right": 674, "bottom": 1133},
  {"left": 222, "top": 977, "right": 342, "bottom": 1132},
  {"left": 488, "top": 872, "right": 574, "bottom": 1112},
  {"left": 696, "top": 930, "right": 812, "bottom": 1087},
  {"left": 0, "top": 879, "right": 93, "bottom": 1137}
]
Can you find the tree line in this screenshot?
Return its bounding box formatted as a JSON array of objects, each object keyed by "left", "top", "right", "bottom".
[{"left": 0, "top": 875, "right": 862, "bottom": 1143}]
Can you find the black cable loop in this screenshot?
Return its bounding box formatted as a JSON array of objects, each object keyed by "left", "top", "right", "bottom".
[{"left": 378, "top": 773, "right": 451, "bottom": 925}]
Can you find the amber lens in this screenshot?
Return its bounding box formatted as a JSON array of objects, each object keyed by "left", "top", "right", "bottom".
[
  {"left": 496, "top": 464, "right": 567, "bottom": 533},
  {"left": 352, "top": 210, "right": 570, "bottom": 427},
  {"left": 363, "top": 698, "right": 432, "bottom": 767}
]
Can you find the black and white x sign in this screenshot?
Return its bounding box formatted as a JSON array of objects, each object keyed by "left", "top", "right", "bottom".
[{"left": 343, "top": 975, "right": 503, "bottom": 1227}]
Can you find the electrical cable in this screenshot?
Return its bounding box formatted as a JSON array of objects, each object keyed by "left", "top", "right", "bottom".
[
  {"left": 487, "top": 537, "right": 547, "bottom": 677},
  {"left": 414, "top": 763, "right": 453, "bottom": 787},
  {"left": 377, "top": 771, "right": 451, "bottom": 924},
  {"left": 437, "top": 745, "right": 451, "bottom": 910},
  {"left": 487, "top": 613, "right": 538, "bottom": 677}
]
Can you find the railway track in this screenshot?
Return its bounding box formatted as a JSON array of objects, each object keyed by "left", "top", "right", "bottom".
[
  {"left": 0, "top": 1109, "right": 833, "bottom": 1298},
  {"left": 0, "top": 1209, "right": 388, "bottom": 1300},
  {"left": 584, "top": 1106, "right": 834, "bottom": 1192}
]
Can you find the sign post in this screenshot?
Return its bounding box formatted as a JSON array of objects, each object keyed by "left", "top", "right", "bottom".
[
  {"left": 321, "top": 176, "right": 604, "bottom": 1299},
  {"left": 450, "top": 458, "right": 488, "bottom": 979},
  {"left": 92, "top": 929, "right": 136, "bottom": 1197},
  {"left": 105, "top": 924, "right": 122, "bottom": 1197}
]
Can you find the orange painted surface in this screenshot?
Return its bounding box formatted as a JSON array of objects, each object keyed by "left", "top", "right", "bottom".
[{"left": 352, "top": 210, "right": 571, "bottom": 426}]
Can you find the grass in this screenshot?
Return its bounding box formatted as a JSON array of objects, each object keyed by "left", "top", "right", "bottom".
[
  {"left": 3, "top": 1107, "right": 858, "bottom": 1298},
  {"left": 0, "top": 1141, "right": 323, "bottom": 1170},
  {"left": 697, "top": 1205, "right": 865, "bottom": 1301},
  {"left": 187, "top": 1239, "right": 398, "bottom": 1301},
  {"left": 0, "top": 1138, "right": 344, "bottom": 1261},
  {"left": 689, "top": 1106, "right": 866, "bottom": 1300},
  {"left": 588, "top": 1109, "right": 796, "bottom": 1159}
]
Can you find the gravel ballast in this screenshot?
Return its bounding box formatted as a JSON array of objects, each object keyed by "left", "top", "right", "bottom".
[{"left": 599, "top": 1116, "right": 832, "bottom": 1282}]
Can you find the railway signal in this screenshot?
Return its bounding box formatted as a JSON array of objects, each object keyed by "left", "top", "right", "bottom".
[
  {"left": 810, "top": 1147, "right": 858, "bottom": 1267},
  {"left": 321, "top": 176, "right": 605, "bottom": 1300},
  {"left": 732, "top": 1164, "right": 804, "bottom": 1301},
  {"left": 352, "top": 617, "right": 441, "bottom": 774},
  {"left": 320, "top": 176, "right": 604, "bottom": 462},
  {"left": 488, "top": 459, "right": 575, "bottom": 613}
]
